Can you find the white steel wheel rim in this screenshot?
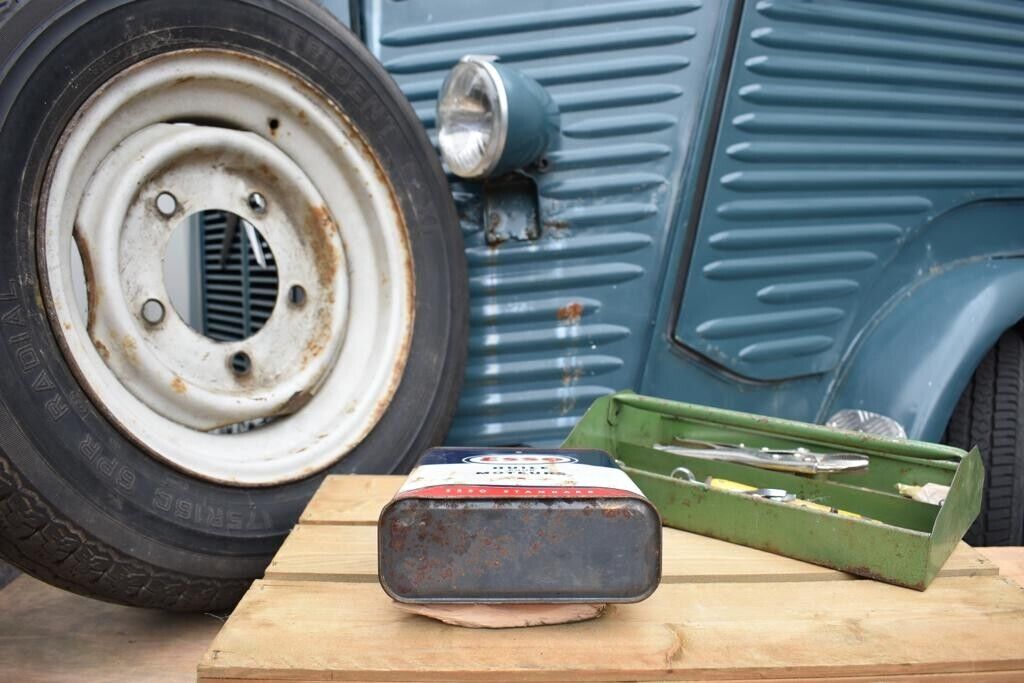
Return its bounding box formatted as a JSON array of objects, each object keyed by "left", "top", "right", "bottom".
[{"left": 40, "top": 49, "right": 414, "bottom": 486}]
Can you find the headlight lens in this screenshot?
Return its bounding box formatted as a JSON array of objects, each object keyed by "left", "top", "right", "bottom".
[{"left": 437, "top": 56, "right": 507, "bottom": 179}]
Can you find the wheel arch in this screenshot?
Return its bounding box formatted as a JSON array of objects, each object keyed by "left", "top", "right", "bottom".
[{"left": 823, "top": 257, "right": 1024, "bottom": 442}]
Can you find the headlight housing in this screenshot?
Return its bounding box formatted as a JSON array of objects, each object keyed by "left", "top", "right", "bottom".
[{"left": 437, "top": 55, "right": 559, "bottom": 180}]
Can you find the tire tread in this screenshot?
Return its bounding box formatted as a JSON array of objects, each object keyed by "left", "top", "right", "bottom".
[
  {"left": 0, "top": 1, "right": 23, "bottom": 28},
  {"left": 943, "top": 329, "right": 1024, "bottom": 546},
  {"left": 0, "top": 454, "right": 248, "bottom": 610}
]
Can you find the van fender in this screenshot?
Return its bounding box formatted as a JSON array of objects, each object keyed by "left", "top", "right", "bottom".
[{"left": 823, "top": 258, "right": 1024, "bottom": 442}]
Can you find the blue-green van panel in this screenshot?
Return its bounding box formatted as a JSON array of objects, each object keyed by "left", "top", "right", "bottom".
[
  {"left": 674, "top": 0, "right": 1024, "bottom": 381},
  {"left": 639, "top": 199, "right": 1024, "bottom": 441},
  {"left": 364, "top": 0, "right": 731, "bottom": 444},
  {"left": 828, "top": 256, "right": 1024, "bottom": 440},
  {"left": 344, "top": 0, "right": 1024, "bottom": 445},
  {"left": 320, "top": 0, "right": 350, "bottom": 27}
]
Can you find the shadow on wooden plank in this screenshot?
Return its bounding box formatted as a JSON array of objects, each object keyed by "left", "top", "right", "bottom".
[{"left": 0, "top": 574, "right": 224, "bottom": 683}]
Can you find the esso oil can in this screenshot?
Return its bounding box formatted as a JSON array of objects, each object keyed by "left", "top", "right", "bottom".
[{"left": 377, "top": 447, "right": 662, "bottom": 604}]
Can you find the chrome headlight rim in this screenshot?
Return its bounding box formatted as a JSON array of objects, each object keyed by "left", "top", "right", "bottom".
[{"left": 437, "top": 54, "right": 509, "bottom": 180}]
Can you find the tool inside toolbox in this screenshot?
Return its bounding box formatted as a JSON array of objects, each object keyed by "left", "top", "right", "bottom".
[
  {"left": 563, "top": 392, "right": 982, "bottom": 590},
  {"left": 637, "top": 437, "right": 949, "bottom": 531}
]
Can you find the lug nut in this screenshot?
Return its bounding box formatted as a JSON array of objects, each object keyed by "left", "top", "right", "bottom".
[
  {"left": 155, "top": 192, "right": 177, "bottom": 217},
  {"left": 248, "top": 192, "right": 267, "bottom": 214},
  {"left": 141, "top": 298, "right": 166, "bottom": 325}
]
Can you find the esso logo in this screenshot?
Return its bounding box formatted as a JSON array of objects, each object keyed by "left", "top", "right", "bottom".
[{"left": 463, "top": 454, "right": 577, "bottom": 465}]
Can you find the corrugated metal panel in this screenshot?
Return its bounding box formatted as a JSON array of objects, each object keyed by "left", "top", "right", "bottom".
[
  {"left": 365, "top": 0, "right": 728, "bottom": 445},
  {"left": 200, "top": 211, "right": 278, "bottom": 342},
  {"left": 676, "top": 0, "right": 1024, "bottom": 380}
]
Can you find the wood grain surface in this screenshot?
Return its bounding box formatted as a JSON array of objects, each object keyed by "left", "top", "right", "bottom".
[
  {"left": 199, "top": 474, "right": 1024, "bottom": 683},
  {"left": 199, "top": 576, "right": 1024, "bottom": 682}
]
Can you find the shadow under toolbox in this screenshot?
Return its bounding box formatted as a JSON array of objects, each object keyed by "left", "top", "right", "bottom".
[{"left": 562, "top": 392, "right": 983, "bottom": 590}]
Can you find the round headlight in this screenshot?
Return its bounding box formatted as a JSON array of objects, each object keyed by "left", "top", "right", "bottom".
[{"left": 437, "top": 56, "right": 508, "bottom": 180}]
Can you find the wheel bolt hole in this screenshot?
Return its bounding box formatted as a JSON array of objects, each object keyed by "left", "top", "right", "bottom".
[
  {"left": 155, "top": 192, "right": 178, "bottom": 217},
  {"left": 248, "top": 192, "right": 267, "bottom": 214},
  {"left": 141, "top": 298, "right": 166, "bottom": 325},
  {"left": 288, "top": 284, "right": 306, "bottom": 307},
  {"left": 230, "top": 351, "right": 252, "bottom": 376}
]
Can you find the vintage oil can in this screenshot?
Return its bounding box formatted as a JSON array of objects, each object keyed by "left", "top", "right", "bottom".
[{"left": 378, "top": 447, "right": 662, "bottom": 604}]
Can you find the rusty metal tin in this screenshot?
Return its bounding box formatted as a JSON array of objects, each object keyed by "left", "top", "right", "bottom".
[{"left": 378, "top": 447, "right": 662, "bottom": 604}]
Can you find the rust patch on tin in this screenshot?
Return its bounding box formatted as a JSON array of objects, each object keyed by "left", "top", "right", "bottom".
[
  {"left": 556, "top": 301, "right": 584, "bottom": 325},
  {"left": 93, "top": 340, "right": 110, "bottom": 361},
  {"left": 601, "top": 504, "right": 635, "bottom": 519},
  {"left": 170, "top": 376, "right": 187, "bottom": 394},
  {"left": 381, "top": 488, "right": 659, "bottom": 601}
]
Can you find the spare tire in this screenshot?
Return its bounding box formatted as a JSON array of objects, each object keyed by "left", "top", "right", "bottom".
[{"left": 0, "top": 0, "right": 466, "bottom": 609}]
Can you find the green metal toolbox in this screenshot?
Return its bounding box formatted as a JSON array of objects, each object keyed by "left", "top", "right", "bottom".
[{"left": 562, "top": 392, "right": 983, "bottom": 590}]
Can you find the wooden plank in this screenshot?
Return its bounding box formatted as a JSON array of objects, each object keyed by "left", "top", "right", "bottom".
[
  {"left": 299, "top": 475, "right": 402, "bottom": 525},
  {"left": 198, "top": 576, "right": 1024, "bottom": 682},
  {"left": 0, "top": 574, "right": 221, "bottom": 683},
  {"left": 266, "top": 523, "right": 997, "bottom": 584},
  {"left": 199, "top": 674, "right": 1024, "bottom": 683},
  {"left": 976, "top": 547, "right": 1024, "bottom": 588}
]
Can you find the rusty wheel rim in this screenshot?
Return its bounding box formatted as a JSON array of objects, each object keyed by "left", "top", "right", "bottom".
[{"left": 39, "top": 50, "right": 414, "bottom": 485}]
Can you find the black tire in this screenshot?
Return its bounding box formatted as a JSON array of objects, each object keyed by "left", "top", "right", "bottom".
[
  {"left": 0, "top": 0, "right": 466, "bottom": 609},
  {"left": 0, "top": 1, "right": 23, "bottom": 27},
  {"left": 944, "top": 329, "right": 1024, "bottom": 546}
]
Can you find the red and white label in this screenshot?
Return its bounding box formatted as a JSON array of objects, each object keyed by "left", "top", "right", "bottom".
[{"left": 396, "top": 454, "right": 644, "bottom": 501}]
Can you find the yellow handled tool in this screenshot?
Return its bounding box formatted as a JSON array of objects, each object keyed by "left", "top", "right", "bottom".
[{"left": 670, "top": 466, "right": 864, "bottom": 520}]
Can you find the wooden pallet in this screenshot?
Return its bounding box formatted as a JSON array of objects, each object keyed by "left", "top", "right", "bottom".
[{"left": 199, "top": 475, "right": 1024, "bottom": 682}]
